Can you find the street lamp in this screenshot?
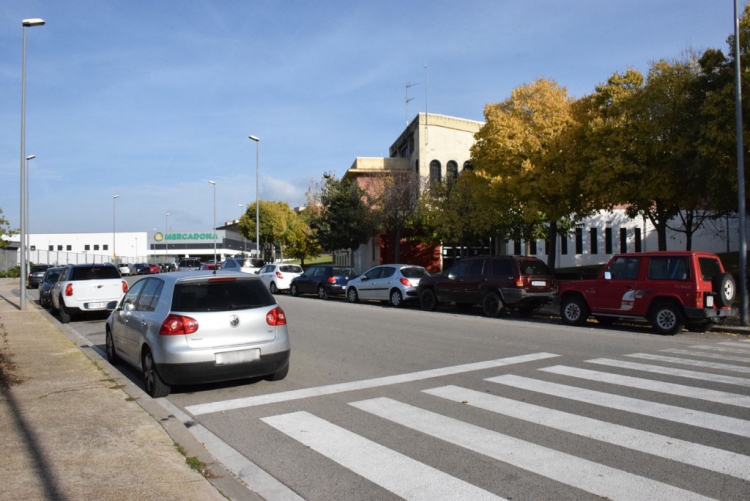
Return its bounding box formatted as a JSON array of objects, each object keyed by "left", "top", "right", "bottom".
[
  {"left": 238, "top": 203, "right": 247, "bottom": 255},
  {"left": 25, "top": 155, "right": 35, "bottom": 268},
  {"left": 165, "top": 212, "right": 170, "bottom": 256},
  {"left": 113, "top": 195, "right": 119, "bottom": 262},
  {"left": 19, "top": 17, "right": 45, "bottom": 310},
  {"left": 208, "top": 181, "right": 217, "bottom": 266},
  {"left": 249, "top": 135, "right": 260, "bottom": 259}
]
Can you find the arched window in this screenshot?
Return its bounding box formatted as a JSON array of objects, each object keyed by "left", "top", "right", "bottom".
[
  {"left": 429, "top": 160, "right": 442, "bottom": 184},
  {"left": 463, "top": 161, "right": 474, "bottom": 171},
  {"left": 447, "top": 161, "right": 458, "bottom": 180}
]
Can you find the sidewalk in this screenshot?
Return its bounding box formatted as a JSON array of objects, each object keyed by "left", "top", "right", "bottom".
[{"left": 0, "top": 280, "right": 254, "bottom": 501}]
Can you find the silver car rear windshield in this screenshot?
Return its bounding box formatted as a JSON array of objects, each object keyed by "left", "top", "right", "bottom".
[{"left": 172, "top": 279, "right": 275, "bottom": 312}]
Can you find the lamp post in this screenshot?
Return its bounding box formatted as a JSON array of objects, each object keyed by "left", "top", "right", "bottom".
[
  {"left": 19, "top": 17, "right": 45, "bottom": 310},
  {"left": 209, "top": 181, "right": 217, "bottom": 265},
  {"left": 113, "top": 195, "right": 119, "bottom": 263},
  {"left": 249, "top": 135, "right": 260, "bottom": 259},
  {"left": 165, "top": 212, "right": 170, "bottom": 258},
  {"left": 25, "top": 155, "right": 35, "bottom": 268}
]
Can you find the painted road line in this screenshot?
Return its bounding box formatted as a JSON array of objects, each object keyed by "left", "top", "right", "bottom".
[
  {"left": 261, "top": 411, "right": 503, "bottom": 501},
  {"left": 587, "top": 358, "right": 750, "bottom": 387},
  {"left": 692, "top": 344, "right": 750, "bottom": 353},
  {"left": 625, "top": 353, "right": 750, "bottom": 374},
  {"left": 424, "top": 385, "right": 750, "bottom": 481},
  {"left": 350, "top": 397, "right": 714, "bottom": 501},
  {"left": 540, "top": 365, "right": 750, "bottom": 408},
  {"left": 186, "top": 352, "right": 559, "bottom": 416},
  {"left": 486, "top": 375, "right": 750, "bottom": 437},
  {"left": 662, "top": 349, "right": 750, "bottom": 363}
]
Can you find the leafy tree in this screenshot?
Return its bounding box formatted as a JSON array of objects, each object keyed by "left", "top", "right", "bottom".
[
  {"left": 368, "top": 169, "right": 421, "bottom": 263},
  {"left": 0, "top": 208, "right": 16, "bottom": 249},
  {"left": 238, "top": 201, "right": 295, "bottom": 257},
  {"left": 308, "top": 173, "right": 379, "bottom": 252},
  {"left": 284, "top": 210, "right": 321, "bottom": 267}
]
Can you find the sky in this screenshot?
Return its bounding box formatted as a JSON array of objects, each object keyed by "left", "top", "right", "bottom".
[{"left": 0, "top": 1, "right": 746, "bottom": 234}]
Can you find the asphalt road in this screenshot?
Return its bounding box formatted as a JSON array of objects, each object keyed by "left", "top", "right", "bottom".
[{"left": 28, "top": 280, "right": 750, "bottom": 500}]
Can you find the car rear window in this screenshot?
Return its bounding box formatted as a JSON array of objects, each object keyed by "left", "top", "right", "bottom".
[
  {"left": 401, "top": 267, "right": 430, "bottom": 279},
  {"left": 698, "top": 257, "right": 722, "bottom": 281},
  {"left": 333, "top": 267, "right": 357, "bottom": 277},
  {"left": 172, "top": 279, "right": 275, "bottom": 312},
  {"left": 31, "top": 265, "right": 49, "bottom": 273},
  {"left": 648, "top": 256, "right": 689, "bottom": 281},
  {"left": 44, "top": 270, "right": 61, "bottom": 282},
  {"left": 517, "top": 259, "right": 552, "bottom": 276},
  {"left": 71, "top": 266, "right": 121, "bottom": 280},
  {"left": 280, "top": 265, "right": 303, "bottom": 273}
]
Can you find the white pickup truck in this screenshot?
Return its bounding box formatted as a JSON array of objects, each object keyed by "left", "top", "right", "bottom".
[{"left": 50, "top": 263, "right": 128, "bottom": 323}]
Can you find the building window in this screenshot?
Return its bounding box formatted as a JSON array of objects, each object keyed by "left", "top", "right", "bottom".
[
  {"left": 590, "top": 229, "right": 598, "bottom": 254},
  {"left": 85, "top": 245, "right": 90, "bottom": 251},
  {"left": 446, "top": 161, "right": 458, "bottom": 180},
  {"left": 30, "top": 245, "right": 36, "bottom": 251},
  {"left": 48, "top": 245, "right": 53, "bottom": 251},
  {"left": 530, "top": 239, "right": 537, "bottom": 255},
  {"left": 560, "top": 234, "right": 568, "bottom": 255},
  {"left": 57, "top": 245, "right": 63, "bottom": 251},
  {"left": 620, "top": 228, "right": 627, "bottom": 253},
  {"left": 94, "top": 245, "right": 100, "bottom": 251},
  {"left": 463, "top": 161, "right": 473, "bottom": 171},
  {"left": 575, "top": 228, "right": 583, "bottom": 254},
  {"left": 429, "top": 160, "right": 442, "bottom": 185},
  {"left": 513, "top": 240, "right": 522, "bottom": 255},
  {"left": 634, "top": 228, "right": 642, "bottom": 252},
  {"left": 103, "top": 244, "right": 109, "bottom": 251},
  {"left": 66, "top": 245, "right": 72, "bottom": 251},
  {"left": 605, "top": 228, "right": 613, "bottom": 254}
]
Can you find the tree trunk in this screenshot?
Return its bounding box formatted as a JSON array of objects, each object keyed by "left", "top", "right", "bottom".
[{"left": 546, "top": 220, "right": 558, "bottom": 271}]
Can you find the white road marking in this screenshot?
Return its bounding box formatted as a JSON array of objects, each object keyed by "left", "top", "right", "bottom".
[
  {"left": 350, "top": 397, "right": 714, "bottom": 501},
  {"left": 261, "top": 411, "right": 503, "bottom": 501},
  {"left": 186, "top": 352, "right": 559, "bottom": 415},
  {"left": 662, "top": 349, "right": 750, "bottom": 363},
  {"left": 587, "top": 358, "right": 750, "bottom": 387},
  {"left": 626, "top": 353, "right": 750, "bottom": 373},
  {"left": 486, "top": 374, "right": 750, "bottom": 437},
  {"left": 692, "top": 344, "right": 750, "bottom": 353},
  {"left": 540, "top": 365, "right": 750, "bottom": 408},
  {"left": 424, "top": 385, "right": 750, "bottom": 481}
]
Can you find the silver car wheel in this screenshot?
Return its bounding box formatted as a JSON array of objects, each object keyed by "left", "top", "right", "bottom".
[{"left": 390, "top": 289, "right": 403, "bottom": 307}]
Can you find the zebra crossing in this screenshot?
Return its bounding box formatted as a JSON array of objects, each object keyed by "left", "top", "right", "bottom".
[{"left": 199, "top": 341, "right": 750, "bottom": 500}]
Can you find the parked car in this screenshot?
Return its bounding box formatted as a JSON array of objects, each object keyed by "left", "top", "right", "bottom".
[
  {"left": 290, "top": 265, "right": 358, "bottom": 299},
  {"left": 39, "top": 266, "right": 63, "bottom": 308},
  {"left": 417, "top": 255, "right": 557, "bottom": 317},
  {"left": 177, "top": 258, "right": 202, "bottom": 271},
  {"left": 200, "top": 263, "right": 220, "bottom": 271},
  {"left": 27, "top": 264, "right": 52, "bottom": 289},
  {"left": 161, "top": 263, "right": 177, "bottom": 272},
  {"left": 557, "top": 251, "right": 737, "bottom": 334},
  {"left": 220, "top": 257, "right": 265, "bottom": 274},
  {"left": 118, "top": 263, "right": 132, "bottom": 276},
  {"left": 257, "top": 263, "right": 304, "bottom": 293},
  {"left": 50, "top": 263, "right": 129, "bottom": 323},
  {"left": 105, "top": 271, "right": 290, "bottom": 397},
  {"left": 148, "top": 264, "right": 161, "bottom": 274},
  {"left": 346, "top": 264, "right": 430, "bottom": 307},
  {"left": 134, "top": 263, "right": 151, "bottom": 275}
]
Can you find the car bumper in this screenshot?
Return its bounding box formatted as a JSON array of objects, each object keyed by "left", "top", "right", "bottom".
[
  {"left": 325, "top": 284, "right": 347, "bottom": 296},
  {"left": 501, "top": 288, "right": 555, "bottom": 307},
  {"left": 156, "top": 349, "right": 290, "bottom": 386},
  {"left": 684, "top": 307, "right": 737, "bottom": 320}
]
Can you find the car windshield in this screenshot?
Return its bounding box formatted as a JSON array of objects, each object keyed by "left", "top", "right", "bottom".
[
  {"left": 401, "top": 267, "right": 430, "bottom": 279},
  {"left": 71, "top": 266, "right": 121, "bottom": 280},
  {"left": 172, "top": 279, "right": 275, "bottom": 312},
  {"left": 279, "top": 265, "right": 303, "bottom": 273},
  {"left": 332, "top": 267, "right": 357, "bottom": 277},
  {"left": 44, "top": 270, "right": 61, "bottom": 283},
  {"left": 517, "top": 259, "right": 552, "bottom": 276}
]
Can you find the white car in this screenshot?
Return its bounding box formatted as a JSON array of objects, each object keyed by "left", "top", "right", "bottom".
[
  {"left": 220, "top": 257, "right": 265, "bottom": 274},
  {"left": 50, "top": 263, "right": 129, "bottom": 323},
  {"left": 118, "top": 263, "right": 132, "bottom": 276},
  {"left": 257, "top": 263, "right": 304, "bottom": 293}
]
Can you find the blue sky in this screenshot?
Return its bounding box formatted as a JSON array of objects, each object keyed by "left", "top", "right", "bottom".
[{"left": 0, "top": 1, "right": 744, "bottom": 233}]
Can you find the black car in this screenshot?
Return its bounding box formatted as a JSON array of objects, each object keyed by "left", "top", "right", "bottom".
[
  {"left": 27, "top": 264, "right": 53, "bottom": 289},
  {"left": 39, "top": 266, "right": 63, "bottom": 308},
  {"left": 290, "top": 265, "right": 358, "bottom": 299},
  {"left": 417, "top": 255, "right": 557, "bottom": 317},
  {"left": 134, "top": 263, "right": 151, "bottom": 275}
]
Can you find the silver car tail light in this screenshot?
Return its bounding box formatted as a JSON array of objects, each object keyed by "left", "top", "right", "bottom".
[{"left": 159, "top": 314, "right": 199, "bottom": 335}]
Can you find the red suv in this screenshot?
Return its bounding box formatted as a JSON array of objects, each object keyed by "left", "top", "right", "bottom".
[
  {"left": 557, "top": 251, "right": 737, "bottom": 334},
  {"left": 417, "top": 255, "right": 557, "bottom": 317}
]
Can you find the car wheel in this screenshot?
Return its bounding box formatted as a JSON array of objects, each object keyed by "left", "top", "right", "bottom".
[
  {"left": 142, "top": 349, "right": 171, "bottom": 398},
  {"left": 390, "top": 289, "right": 403, "bottom": 307},
  {"left": 595, "top": 316, "right": 616, "bottom": 327},
  {"left": 651, "top": 303, "right": 684, "bottom": 335},
  {"left": 106, "top": 329, "right": 120, "bottom": 365},
  {"left": 347, "top": 287, "right": 359, "bottom": 303},
  {"left": 266, "top": 362, "right": 289, "bottom": 381},
  {"left": 270, "top": 282, "right": 278, "bottom": 294},
  {"left": 317, "top": 285, "right": 328, "bottom": 300},
  {"left": 290, "top": 283, "right": 299, "bottom": 296},
  {"left": 420, "top": 289, "right": 437, "bottom": 311},
  {"left": 713, "top": 273, "right": 736, "bottom": 307},
  {"left": 686, "top": 321, "right": 713, "bottom": 333},
  {"left": 482, "top": 292, "right": 503, "bottom": 317},
  {"left": 560, "top": 296, "right": 589, "bottom": 326},
  {"left": 59, "top": 300, "right": 72, "bottom": 324}
]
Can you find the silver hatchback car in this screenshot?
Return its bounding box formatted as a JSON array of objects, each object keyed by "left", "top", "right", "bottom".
[
  {"left": 346, "top": 264, "right": 430, "bottom": 307},
  {"left": 105, "top": 271, "right": 290, "bottom": 397}
]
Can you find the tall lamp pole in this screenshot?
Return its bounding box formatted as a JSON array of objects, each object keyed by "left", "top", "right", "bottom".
[
  {"left": 735, "top": 0, "right": 748, "bottom": 326},
  {"left": 209, "top": 181, "right": 217, "bottom": 266},
  {"left": 249, "top": 135, "right": 260, "bottom": 259},
  {"left": 25, "top": 155, "right": 35, "bottom": 268},
  {"left": 19, "top": 18, "right": 45, "bottom": 310},
  {"left": 113, "top": 195, "right": 119, "bottom": 263},
  {"left": 165, "top": 212, "right": 170, "bottom": 257}
]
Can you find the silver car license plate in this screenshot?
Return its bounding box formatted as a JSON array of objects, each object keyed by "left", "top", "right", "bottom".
[{"left": 215, "top": 348, "right": 261, "bottom": 365}]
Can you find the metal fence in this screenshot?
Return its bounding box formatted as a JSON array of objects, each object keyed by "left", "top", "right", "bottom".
[
  {"left": 0, "top": 248, "right": 16, "bottom": 272},
  {"left": 0, "top": 248, "right": 119, "bottom": 271}
]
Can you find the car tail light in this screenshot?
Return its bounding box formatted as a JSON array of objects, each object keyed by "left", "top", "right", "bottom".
[
  {"left": 276, "top": 271, "right": 284, "bottom": 279},
  {"left": 266, "top": 306, "right": 287, "bottom": 326},
  {"left": 400, "top": 278, "right": 412, "bottom": 287},
  {"left": 122, "top": 281, "right": 129, "bottom": 293},
  {"left": 159, "top": 314, "right": 199, "bottom": 335},
  {"left": 515, "top": 278, "right": 524, "bottom": 287},
  {"left": 65, "top": 283, "right": 74, "bottom": 296},
  {"left": 327, "top": 276, "right": 336, "bottom": 283}
]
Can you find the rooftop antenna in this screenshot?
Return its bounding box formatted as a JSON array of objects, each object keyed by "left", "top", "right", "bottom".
[
  {"left": 424, "top": 65, "right": 428, "bottom": 145},
  {"left": 406, "top": 82, "right": 419, "bottom": 126}
]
